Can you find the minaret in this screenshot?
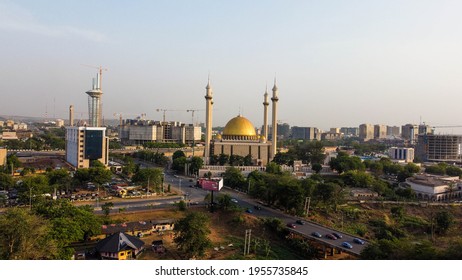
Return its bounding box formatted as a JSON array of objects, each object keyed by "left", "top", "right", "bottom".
[
  {"left": 86, "top": 73, "right": 103, "bottom": 127},
  {"left": 204, "top": 77, "right": 213, "bottom": 164},
  {"left": 69, "top": 105, "right": 74, "bottom": 126},
  {"left": 262, "top": 86, "right": 269, "bottom": 140},
  {"left": 271, "top": 78, "right": 279, "bottom": 158}
]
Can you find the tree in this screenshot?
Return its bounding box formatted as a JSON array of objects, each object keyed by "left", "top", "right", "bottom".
[
  {"left": 0, "top": 173, "right": 14, "bottom": 190},
  {"left": 172, "top": 150, "right": 186, "bottom": 161},
  {"left": 295, "top": 141, "right": 326, "bottom": 165},
  {"left": 223, "top": 167, "right": 245, "bottom": 189},
  {"left": 311, "top": 163, "right": 322, "bottom": 174},
  {"left": 329, "top": 152, "right": 365, "bottom": 173},
  {"left": 189, "top": 156, "right": 204, "bottom": 176},
  {"left": 435, "top": 210, "right": 454, "bottom": 234},
  {"left": 229, "top": 155, "right": 244, "bottom": 166},
  {"left": 174, "top": 212, "right": 212, "bottom": 258},
  {"left": 446, "top": 166, "right": 462, "bottom": 177},
  {"left": 172, "top": 156, "right": 187, "bottom": 173},
  {"left": 266, "top": 162, "right": 282, "bottom": 174},
  {"left": 218, "top": 154, "right": 229, "bottom": 166},
  {"left": 102, "top": 202, "right": 114, "bottom": 217},
  {"left": 0, "top": 208, "right": 58, "bottom": 259},
  {"left": 132, "top": 168, "right": 163, "bottom": 192}
]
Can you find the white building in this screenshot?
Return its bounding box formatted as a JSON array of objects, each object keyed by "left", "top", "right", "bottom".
[
  {"left": 65, "top": 126, "right": 109, "bottom": 169},
  {"left": 388, "top": 147, "right": 414, "bottom": 163},
  {"left": 405, "top": 174, "right": 462, "bottom": 201}
]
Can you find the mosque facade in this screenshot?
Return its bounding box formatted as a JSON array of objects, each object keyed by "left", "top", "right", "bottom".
[{"left": 203, "top": 79, "right": 279, "bottom": 166}]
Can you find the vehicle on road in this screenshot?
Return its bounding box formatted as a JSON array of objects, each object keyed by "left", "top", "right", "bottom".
[
  {"left": 342, "top": 242, "right": 353, "bottom": 249},
  {"left": 311, "top": 232, "right": 322, "bottom": 238},
  {"left": 245, "top": 208, "right": 253, "bottom": 214},
  {"left": 296, "top": 220, "right": 305, "bottom": 225},
  {"left": 353, "top": 238, "right": 365, "bottom": 245},
  {"left": 254, "top": 205, "right": 262, "bottom": 210},
  {"left": 325, "top": 234, "right": 337, "bottom": 240},
  {"left": 332, "top": 232, "right": 343, "bottom": 239},
  {"left": 287, "top": 223, "right": 296, "bottom": 229},
  {"left": 230, "top": 198, "right": 238, "bottom": 203}
]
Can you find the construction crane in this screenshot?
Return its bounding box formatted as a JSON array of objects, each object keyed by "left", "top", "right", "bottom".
[
  {"left": 186, "top": 109, "right": 205, "bottom": 126},
  {"left": 156, "top": 109, "right": 183, "bottom": 122},
  {"left": 81, "top": 64, "right": 108, "bottom": 90}
]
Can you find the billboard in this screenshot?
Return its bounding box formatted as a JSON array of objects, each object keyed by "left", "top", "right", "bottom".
[{"left": 199, "top": 178, "right": 223, "bottom": 191}]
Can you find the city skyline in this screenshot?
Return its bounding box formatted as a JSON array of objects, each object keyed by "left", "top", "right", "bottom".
[{"left": 1, "top": 1, "right": 462, "bottom": 133}]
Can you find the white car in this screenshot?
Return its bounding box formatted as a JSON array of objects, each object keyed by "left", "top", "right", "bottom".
[{"left": 230, "top": 198, "right": 238, "bottom": 203}]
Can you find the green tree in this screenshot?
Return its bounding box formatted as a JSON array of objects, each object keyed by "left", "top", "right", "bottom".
[
  {"left": 296, "top": 140, "right": 326, "bottom": 165},
  {"left": 218, "top": 153, "right": 229, "bottom": 166},
  {"left": 172, "top": 150, "right": 186, "bottom": 161},
  {"left": 101, "top": 202, "right": 114, "bottom": 217},
  {"left": 446, "top": 166, "right": 462, "bottom": 177},
  {"left": 0, "top": 208, "right": 58, "bottom": 259},
  {"left": 132, "top": 168, "right": 163, "bottom": 192},
  {"left": 172, "top": 156, "right": 187, "bottom": 173},
  {"left": 0, "top": 173, "right": 14, "bottom": 190},
  {"left": 311, "top": 163, "right": 322, "bottom": 174},
  {"left": 266, "top": 162, "right": 282, "bottom": 174},
  {"left": 174, "top": 212, "right": 212, "bottom": 258},
  {"left": 223, "top": 167, "right": 245, "bottom": 189},
  {"left": 189, "top": 156, "right": 204, "bottom": 176},
  {"left": 329, "top": 152, "right": 365, "bottom": 173},
  {"left": 435, "top": 210, "right": 454, "bottom": 234}
]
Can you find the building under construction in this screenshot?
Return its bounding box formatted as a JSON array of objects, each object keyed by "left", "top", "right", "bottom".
[
  {"left": 416, "top": 134, "right": 462, "bottom": 163},
  {"left": 119, "top": 118, "right": 201, "bottom": 146}
]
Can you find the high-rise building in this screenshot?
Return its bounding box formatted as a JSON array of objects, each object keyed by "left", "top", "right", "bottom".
[
  {"left": 65, "top": 126, "right": 109, "bottom": 169},
  {"left": 86, "top": 73, "right": 103, "bottom": 127},
  {"left": 387, "top": 126, "right": 400, "bottom": 137},
  {"left": 374, "top": 124, "right": 387, "bottom": 139},
  {"left": 359, "top": 124, "right": 374, "bottom": 141},
  {"left": 402, "top": 124, "right": 419, "bottom": 144},
  {"left": 291, "top": 127, "right": 319, "bottom": 140},
  {"left": 340, "top": 127, "right": 359, "bottom": 137},
  {"left": 416, "top": 134, "right": 462, "bottom": 162},
  {"left": 0, "top": 148, "right": 6, "bottom": 167}
]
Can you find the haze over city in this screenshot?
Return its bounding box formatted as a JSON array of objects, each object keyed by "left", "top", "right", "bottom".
[{"left": 1, "top": 0, "right": 462, "bottom": 133}]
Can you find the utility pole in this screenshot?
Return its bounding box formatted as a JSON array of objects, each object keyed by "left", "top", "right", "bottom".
[
  {"left": 244, "top": 229, "right": 252, "bottom": 256},
  {"left": 304, "top": 197, "right": 311, "bottom": 217}
]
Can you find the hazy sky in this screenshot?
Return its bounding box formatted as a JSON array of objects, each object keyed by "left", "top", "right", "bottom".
[{"left": 1, "top": 0, "right": 462, "bottom": 133}]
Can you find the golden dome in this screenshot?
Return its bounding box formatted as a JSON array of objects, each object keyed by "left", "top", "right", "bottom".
[{"left": 223, "top": 115, "right": 257, "bottom": 136}]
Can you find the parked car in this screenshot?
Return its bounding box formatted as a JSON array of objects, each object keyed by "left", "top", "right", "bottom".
[
  {"left": 342, "top": 242, "right": 353, "bottom": 249},
  {"left": 286, "top": 223, "right": 296, "bottom": 229},
  {"left": 296, "top": 220, "right": 305, "bottom": 225},
  {"left": 245, "top": 208, "right": 253, "bottom": 214},
  {"left": 332, "top": 232, "right": 343, "bottom": 239},
  {"left": 254, "top": 205, "right": 262, "bottom": 210},
  {"left": 325, "top": 234, "right": 337, "bottom": 240},
  {"left": 311, "top": 232, "right": 322, "bottom": 238},
  {"left": 353, "top": 238, "right": 365, "bottom": 245},
  {"left": 230, "top": 198, "right": 238, "bottom": 203}
]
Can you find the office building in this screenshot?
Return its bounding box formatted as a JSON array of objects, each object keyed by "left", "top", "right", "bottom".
[
  {"left": 291, "top": 126, "right": 319, "bottom": 140},
  {"left": 388, "top": 147, "right": 414, "bottom": 163},
  {"left": 65, "top": 126, "right": 109, "bottom": 169},
  {"left": 359, "top": 124, "right": 374, "bottom": 141},
  {"left": 374, "top": 124, "right": 387, "bottom": 139}
]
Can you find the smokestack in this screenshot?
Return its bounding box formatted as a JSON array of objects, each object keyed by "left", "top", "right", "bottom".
[{"left": 69, "top": 105, "right": 74, "bottom": 126}]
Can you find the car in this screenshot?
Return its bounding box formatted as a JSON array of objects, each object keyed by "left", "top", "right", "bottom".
[
  {"left": 353, "top": 238, "right": 365, "bottom": 245},
  {"left": 311, "top": 232, "right": 322, "bottom": 238},
  {"left": 254, "top": 205, "right": 262, "bottom": 210},
  {"left": 230, "top": 198, "right": 238, "bottom": 203},
  {"left": 325, "top": 234, "right": 337, "bottom": 240},
  {"left": 342, "top": 242, "right": 353, "bottom": 249},
  {"left": 286, "top": 223, "right": 296, "bottom": 229},
  {"left": 332, "top": 232, "right": 343, "bottom": 239},
  {"left": 295, "top": 220, "right": 305, "bottom": 225},
  {"left": 245, "top": 208, "right": 253, "bottom": 214}
]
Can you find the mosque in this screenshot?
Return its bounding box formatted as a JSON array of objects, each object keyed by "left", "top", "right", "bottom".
[{"left": 203, "top": 79, "right": 279, "bottom": 166}]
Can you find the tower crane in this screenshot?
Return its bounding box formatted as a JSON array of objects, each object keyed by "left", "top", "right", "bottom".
[
  {"left": 81, "top": 64, "right": 108, "bottom": 90},
  {"left": 156, "top": 109, "right": 183, "bottom": 122},
  {"left": 186, "top": 109, "right": 205, "bottom": 126}
]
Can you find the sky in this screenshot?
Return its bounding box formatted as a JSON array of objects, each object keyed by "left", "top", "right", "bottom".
[{"left": 1, "top": 0, "right": 462, "bottom": 133}]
